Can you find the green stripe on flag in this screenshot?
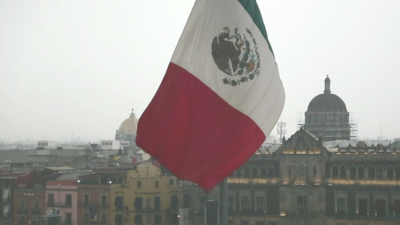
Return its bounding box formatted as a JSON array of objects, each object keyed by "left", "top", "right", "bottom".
[{"left": 238, "top": 0, "right": 275, "bottom": 56}]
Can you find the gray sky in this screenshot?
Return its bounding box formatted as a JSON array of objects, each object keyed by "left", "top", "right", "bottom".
[{"left": 1, "top": 0, "right": 399, "bottom": 142}]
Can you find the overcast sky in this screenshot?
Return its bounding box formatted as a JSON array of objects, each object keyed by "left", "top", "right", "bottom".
[{"left": 1, "top": 0, "right": 399, "bottom": 143}]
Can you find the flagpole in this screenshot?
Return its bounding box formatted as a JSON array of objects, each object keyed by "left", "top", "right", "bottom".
[{"left": 219, "top": 178, "right": 228, "bottom": 225}]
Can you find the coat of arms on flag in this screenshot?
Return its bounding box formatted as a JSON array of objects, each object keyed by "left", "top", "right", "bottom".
[{"left": 212, "top": 27, "right": 261, "bottom": 86}]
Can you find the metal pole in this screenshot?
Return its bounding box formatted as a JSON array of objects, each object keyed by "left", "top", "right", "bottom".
[{"left": 219, "top": 179, "right": 228, "bottom": 225}]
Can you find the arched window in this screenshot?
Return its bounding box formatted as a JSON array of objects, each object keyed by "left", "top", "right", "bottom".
[
  {"left": 251, "top": 166, "right": 258, "bottom": 178},
  {"left": 340, "top": 166, "right": 346, "bottom": 179},
  {"left": 358, "top": 167, "right": 365, "bottom": 179},
  {"left": 261, "top": 168, "right": 267, "bottom": 177},
  {"left": 332, "top": 166, "right": 339, "bottom": 179},
  {"left": 350, "top": 166, "right": 356, "bottom": 179},
  {"left": 387, "top": 167, "right": 394, "bottom": 180},
  {"left": 267, "top": 165, "right": 274, "bottom": 178},
  {"left": 245, "top": 167, "right": 251, "bottom": 177},
  {"left": 368, "top": 167, "right": 375, "bottom": 180},
  {"left": 376, "top": 166, "right": 383, "bottom": 180},
  {"left": 396, "top": 166, "right": 400, "bottom": 180},
  {"left": 299, "top": 167, "right": 305, "bottom": 177}
]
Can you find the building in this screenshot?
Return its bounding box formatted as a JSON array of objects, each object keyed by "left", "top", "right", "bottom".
[
  {"left": 46, "top": 180, "right": 78, "bottom": 225},
  {"left": 77, "top": 169, "right": 127, "bottom": 225},
  {"left": 108, "top": 163, "right": 191, "bottom": 225},
  {"left": 303, "top": 76, "right": 355, "bottom": 141},
  {"left": 12, "top": 170, "right": 58, "bottom": 225},
  {"left": 224, "top": 128, "right": 400, "bottom": 225}
]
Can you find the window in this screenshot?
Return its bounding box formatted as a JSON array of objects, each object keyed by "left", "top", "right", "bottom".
[
  {"left": 375, "top": 199, "right": 386, "bottom": 217},
  {"left": 48, "top": 193, "right": 55, "bottom": 206},
  {"left": 368, "top": 167, "right": 375, "bottom": 180},
  {"left": 154, "top": 197, "right": 161, "bottom": 211},
  {"left": 84, "top": 194, "right": 89, "bottom": 206},
  {"left": 101, "top": 195, "right": 107, "bottom": 207},
  {"left": 268, "top": 166, "right": 274, "bottom": 178},
  {"left": 114, "top": 196, "right": 123, "bottom": 211},
  {"left": 350, "top": 167, "right": 356, "bottom": 179},
  {"left": 65, "top": 212, "right": 72, "bottom": 224},
  {"left": 155, "top": 181, "right": 159, "bottom": 188},
  {"left": 396, "top": 166, "right": 400, "bottom": 180},
  {"left": 135, "top": 214, "right": 142, "bottom": 225},
  {"left": 358, "top": 167, "right": 364, "bottom": 179},
  {"left": 256, "top": 222, "right": 265, "bottom": 225},
  {"left": 252, "top": 167, "right": 258, "bottom": 177},
  {"left": 184, "top": 194, "right": 191, "bottom": 208},
  {"left": 84, "top": 213, "right": 90, "bottom": 223},
  {"left": 241, "top": 196, "right": 249, "bottom": 211},
  {"left": 137, "top": 181, "right": 142, "bottom": 188},
  {"left": 358, "top": 199, "right": 368, "bottom": 216},
  {"left": 171, "top": 195, "right": 179, "bottom": 209},
  {"left": 297, "top": 197, "right": 307, "bottom": 212},
  {"left": 299, "top": 167, "right": 305, "bottom": 177},
  {"left": 376, "top": 167, "right": 383, "bottom": 180},
  {"left": 34, "top": 201, "right": 40, "bottom": 209},
  {"left": 146, "top": 198, "right": 151, "bottom": 208},
  {"left": 288, "top": 166, "right": 292, "bottom": 176},
  {"left": 332, "top": 166, "right": 339, "bottom": 179},
  {"left": 337, "top": 198, "right": 346, "bottom": 214},
  {"left": 387, "top": 167, "right": 394, "bottom": 180},
  {"left": 241, "top": 221, "right": 249, "bottom": 225},
  {"left": 170, "top": 179, "right": 174, "bottom": 185},
  {"left": 134, "top": 197, "right": 143, "bottom": 210},
  {"left": 313, "top": 166, "right": 316, "bottom": 176},
  {"left": 340, "top": 166, "right": 346, "bottom": 179},
  {"left": 256, "top": 197, "right": 265, "bottom": 212},
  {"left": 115, "top": 214, "right": 123, "bottom": 225},
  {"left": 66, "top": 194, "right": 72, "bottom": 207},
  {"left": 228, "top": 196, "right": 234, "bottom": 210},
  {"left": 154, "top": 214, "right": 161, "bottom": 225},
  {"left": 101, "top": 214, "right": 107, "bottom": 224}
]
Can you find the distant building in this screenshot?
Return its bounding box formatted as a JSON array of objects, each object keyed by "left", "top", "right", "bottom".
[
  {"left": 303, "top": 76, "right": 355, "bottom": 141},
  {"left": 115, "top": 109, "right": 138, "bottom": 149},
  {"left": 100, "top": 140, "right": 120, "bottom": 151},
  {"left": 223, "top": 128, "right": 400, "bottom": 225}
]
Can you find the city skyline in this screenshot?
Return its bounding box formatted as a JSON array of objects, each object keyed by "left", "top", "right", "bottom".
[{"left": 1, "top": 0, "right": 400, "bottom": 141}]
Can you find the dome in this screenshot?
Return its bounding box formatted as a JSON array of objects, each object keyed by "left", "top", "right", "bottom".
[
  {"left": 118, "top": 109, "right": 138, "bottom": 135},
  {"left": 307, "top": 76, "right": 348, "bottom": 112}
]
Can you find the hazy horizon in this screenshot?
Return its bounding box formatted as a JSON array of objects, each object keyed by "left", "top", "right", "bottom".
[{"left": 1, "top": 1, "right": 400, "bottom": 142}]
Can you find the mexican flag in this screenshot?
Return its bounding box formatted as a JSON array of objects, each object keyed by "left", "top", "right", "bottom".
[{"left": 136, "top": 0, "right": 285, "bottom": 192}]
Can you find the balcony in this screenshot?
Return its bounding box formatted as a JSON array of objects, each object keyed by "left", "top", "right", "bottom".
[
  {"left": 135, "top": 207, "right": 161, "bottom": 213},
  {"left": 78, "top": 201, "right": 109, "bottom": 208},
  {"left": 47, "top": 202, "right": 72, "bottom": 208},
  {"left": 229, "top": 209, "right": 267, "bottom": 217}
]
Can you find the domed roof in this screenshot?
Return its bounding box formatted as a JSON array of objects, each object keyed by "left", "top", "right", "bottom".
[
  {"left": 119, "top": 109, "right": 139, "bottom": 135},
  {"left": 307, "top": 76, "right": 348, "bottom": 112}
]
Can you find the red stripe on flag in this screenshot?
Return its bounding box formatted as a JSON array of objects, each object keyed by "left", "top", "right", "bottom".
[{"left": 136, "top": 62, "right": 265, "bottom": 192}]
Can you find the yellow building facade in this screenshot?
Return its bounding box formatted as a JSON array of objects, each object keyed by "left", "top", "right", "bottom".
[{"left": 109, "top": 164, "right": 190, "bottom": 225}]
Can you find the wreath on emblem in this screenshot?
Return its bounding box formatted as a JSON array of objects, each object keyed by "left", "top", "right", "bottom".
[{"left": 211, "top": 27, "right": 261, "bottom": 86}]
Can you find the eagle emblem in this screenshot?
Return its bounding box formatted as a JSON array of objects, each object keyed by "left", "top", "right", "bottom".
[{"left": 211, "top": 27, "right": 261, "bottom": 86}]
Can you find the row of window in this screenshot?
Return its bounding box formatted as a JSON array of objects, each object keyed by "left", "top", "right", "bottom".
[
  {"left": 331, "top": 166, "right": 400, "bottom": 180},
  {"left": 228, "top": 196, "right": 266, "bottom": 211},
  {"left": 231, "top": 166, "right": 276, "bottom": 178}
]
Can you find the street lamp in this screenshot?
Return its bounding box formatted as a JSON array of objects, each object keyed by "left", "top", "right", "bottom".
[{"left": 24, "top": 193, "right": 34, "bottom": 225}]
